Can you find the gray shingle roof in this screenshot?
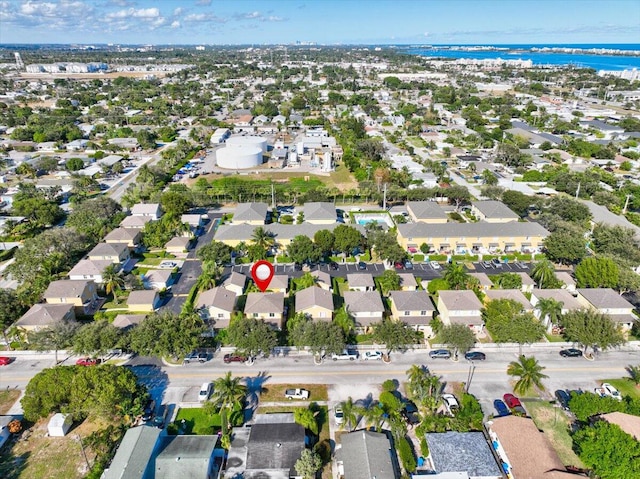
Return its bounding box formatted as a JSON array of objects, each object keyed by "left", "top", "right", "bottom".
[
  {"left": 43, "top": 279, "right": 93, "bottom": 299},
  {"left": 16, "top": 303, "right": 75, "bottom": 327},
  {"left": 104, "top": 227, "right": 140, "bottom": 243},
  {"left": 426, "top": 431, "right": 501, "bottom": 477},
  {"left": 112, "top": 314, "right": 146, "bottom": 329},
  {"left": 88, "top": 242, "right": 128, "bottom": 258},
  {"left": 303, "top": 202, "right": 336, "bottom": 221},
  {"left": 439, "top": 290, "right": 483, "bottom": 311},
  {"left": 407, "top": 201, "right": 448, "bottom": 221},
  {"left": 127, "top": 290, "right": 158, "bottom": 305},
  {"left": 68, "top": 259, "right": 113, "bottom": 277},
  {"left": 485, "top": 289, "right": 533, "bottom": 310},
  {"left": 131, "top": 203, "right": 161, "bottom": 216},
  {"left": 244, "top": 292, "right": 284, "bottom": 314},
  {"left": 343, "top": 291, "right": 384, "bottom": 313},
  {"left": 397, "top": 221, "right": 549, "bottom": 240},
  {"left": 340, "top": 430, "right": 398, "bottom": 479},
  {"left": 233, "top": 202, "right": 269, "bottom": 223},
  {"left": 472, "top": 200, "right": 519, "bottom": 220},
  {"left": 120, "top": 215, "right": 151, "bottom": 228},
  {"left": 214, "top": 222, "right": 365, "bottom": 242},
  {"left": 196, "top": 287, "right": 237, "bottom": 311},
  {"left": 347, "top": 273, "right": 375, "bottom": 288},
  {"left": 155, "top": 435, "right": 218, "bottom": 479},
  {"left": 532, "top": 289, "right": 583, "bottom": 310},
  {"left": 389, "top": 290, "right": 435, "bottom": 312},
  {"left": 295, "top": 286, "right": 334, "bottom": 312},
  {"left": 245, "top": 423, "right": 305, "bottom": 472},
  {"left": 103, "top": 426, "right": 161, "bottom": 479},
  {"left": 577, "top": 288, "right": 634, "bottom": 310},
  {"left": 223, "top": 271, "right": 247, "bottom": 290}
]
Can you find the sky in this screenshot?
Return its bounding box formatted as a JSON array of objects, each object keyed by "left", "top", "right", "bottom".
[{"left": 0, "top": 0, "right": 639, "bottom": 45}]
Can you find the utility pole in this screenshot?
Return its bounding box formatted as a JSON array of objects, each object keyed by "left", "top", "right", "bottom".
[
  {"left": 623, "top": 194, "right": 632, "bottom": 214},
  {"left": 76, "top": 434, "right": 90, "bottom": 470},
  {"left": 271, "top": 183, "right": 276, "bottom": 209},
  {"left": 575, "top": 182, "right": 580, "bottom": 199},
  {"left": 382, "top": 183, "right": 388, "bottom": 210}
]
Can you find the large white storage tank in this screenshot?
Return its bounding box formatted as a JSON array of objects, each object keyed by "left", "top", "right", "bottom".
[
  {"left": 226, "top": 135, "right": 267, "bottom": 154},
  {"left": 216, "top": 146, "right": 263, "bottom": 169}
]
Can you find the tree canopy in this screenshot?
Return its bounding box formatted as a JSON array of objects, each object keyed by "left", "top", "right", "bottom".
[
  {"left": 129, "top": 311, "right": 204, "bottom": 359},
  {"left": 561, "top": 309, "right": 625, "bottom": 355},
  {"left": 227, "top": 316, "right": 277, "bottom": 357}
]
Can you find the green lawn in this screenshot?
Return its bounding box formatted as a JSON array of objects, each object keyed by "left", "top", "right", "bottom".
[
  {"left": 171, "top": 405, "right": 243, "bottom": 435},
  {"left": 0, "top": 389, "right": 20, "bottom": 415},
  {"left": 522, "top": 399, "right": 585, "bottom": 468},
  {"left": 545, "top": 333, "right": 566, "bottom": 343},
  {"left": 599, "top": 378, "right": 640, "bottom": 399},
  {"left": 259, "top": 383, "right": 328, "bottom": 402}
]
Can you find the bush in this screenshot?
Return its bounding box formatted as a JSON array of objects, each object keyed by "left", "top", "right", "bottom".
[
  {"left": 397, "top": 436, "right": 417, "bottom": 473},
  {"left": 420, "top": 437, "right": 429, "bottom": 457}
]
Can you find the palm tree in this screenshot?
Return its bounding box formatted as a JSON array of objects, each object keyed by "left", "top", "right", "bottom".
[
  {"left": 338, "top": 397, "right": 361, "bottom": 432},
  {"left": 210, "top": 372, "right": 247, "bottom": 436},
  {"left": 102, "top": 265, "right": 125, "bottom": 304},
  {"left": 251, "top": 226, "right": 275, "bottom": 250},
  {"left": 535, "top": 297, "right": 564, "bottom": 330},
  {"left": 199, "top": 261, "right": 223, "bottom": 290},
  {"left": 443, "top": 262, "right": 469, "bottom": 290},
  {"left": 626, "top": 365, "right": 640, "bottom": 386},
  {"left": 530, "top": 259, "right": 556, "bottom": 289},
  {"left": 362, "top": 403, "right": 385, "bottom": 432},
  {"left": 507, "top": 355, "right": 549, "bottom": 395}
]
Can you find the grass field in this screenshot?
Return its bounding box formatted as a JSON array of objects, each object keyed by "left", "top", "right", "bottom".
[
  {"left": 0, "top": 390, "right": 21, "bottom": 415},
  {"left": 258, "top": 383, "right": 328, "bottom": 402},
  {"left": 523, "top": 400, "right": 584, "bottom": 468},
  {"left": 599, "top": 378, "right": 640, "bottom": 399},
  {"left": 172, "top": 407, "right": 222, "bottom": 435}
]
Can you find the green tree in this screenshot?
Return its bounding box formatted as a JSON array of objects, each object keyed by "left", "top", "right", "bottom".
[
  {"left": 294, "top": 407, "right": 319, "bottom": 435},
  {"left": 66, "top": 157, "right": 85, "bottom": 171},
  {"left": 160, "top": 191, "right": 191, "bottom": 216},
  {"left": 333, "top": 224, "right": 364, "bottom": 255},
  {"left": 543, "top": 230, "right": 586, "bottom": 265},
  {"left": 501, "top": 190, "right": 532, "bottom": 217},
  {"left": 560, "top": 309, "right": 625, "bottom": 355},
  {"left": 627, "top": 365, "right": 640, "bottom": 386},
  {"left": 129, "top": 311, "right": 204, "bottom": 359},
  {"left": 66, "top": 196, "right": 123, "bottom": 243},
  {"left": 289, "top": 318, "right": 345, "bottom": 357},
  {"left": 573, "top": 421, "right": 640, "bottom": 479},
  {"left": 287, "top": 235, "right": 322, "bottom": 265},
  {"left": 12, "top": 196, "right": 64, "bottom": 227},
  {"left": 72, "top": 320, "right": 121, "bottom": 357},
  {"left": 440, "top": 324, "right": 476, "bottom": 357},
  {"left": 507, "top": 355, "right": 549, "bottom": 395},
  {"left": 443, "top": 262, "right": 471, "bottom": 290},
  {"left": 535, "top": 297, "right": 564, "bottom": 329},
  {"left": 209, "top": 371, "right": 246, "bottom": 439},
  {"left": 251, "top": 226, "right": 276, "bottom": 250},
  {"left": 295, "top": 449, "right": 323, "bottom": 479},
  {"left": 313, "top": 229, "right": 335, "bottom": 256},
  {"left": 102, "top": 264, "right": 125, "bottom": 303},
  {"left": 575, "top": 257, "right": 619, "bottom": 288},
  {"left": 197, "top": 241, "right": 232, "bottom": 265},
  {"left": 483, "top": 299, "right": 545, "bottom": 350},
  {"left": 372, "top": 319, "right": 421, "bottom": 357},
  {"left": 481, "top": 169, "right": 498, "bottom": 186},
  {"left": 28, "top": 320, "right": 80, "bottom": 364},
  {"left": 333, "top": 306, "right": 355, "bottom": 342},
  {"left": 530, "top": 259, "right": 557, "bottom": 288},
  {"left": 338, "top": 397, "right": 361, "bottom": 432},
  {"left": 0, "top": 290, "right": 27, "bottom": 346},
  {"left": 494, "top": 272, "right": 522, "bottom": 289},
  {"left": 227, "top": 316, "right": 277, "bottom": 358},
  {"left": 377, "top": 269, "right": 401, "bottom": 295}
]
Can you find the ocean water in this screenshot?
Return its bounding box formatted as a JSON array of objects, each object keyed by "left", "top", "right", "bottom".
[{"left": 407, "top": 44, "right": 640, "bottom": 71}]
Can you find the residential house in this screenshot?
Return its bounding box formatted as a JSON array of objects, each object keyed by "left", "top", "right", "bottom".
[
  {"left": 68, "top": 259, "right": 114, "bottom": 283},
  {"left": 425, "top": 431, "right": 502, "bottom": 479},
  {"left": 196, "top": 287, "right": 237, "bottom": 329},
  {"left": 470, "top": 201, "right": 519, "bottom": 223},
  {"left": 232, "top": 202, "right": 269, "bottom": 225},
  {"left": 181, "top": 213, "right": 206, "bottom": 233},
  {"left": 303, "top": 202, "right": 337, "bottom": 224},
  {"left": 222, "top": 272, "right": 247, "bottom": 296},
  {"left": 120, "top": 215, "right": 152, "bottom": 229},
  {"left": 266, "top": 275, "right": 289, "bottom": 295},
  {"left": 397, "top": 273, "right": 418, "bottom": 291},
  {"left": 42, "top": 279, "right": 99, "bottom": 315},
  {"left": 347, "top": 273, "right": 375, "bottom": 292},
  {"left": 103, "top": 227, "right": 142, "bottom": 249},
  {"left": 337, "top": 429, "right": 399, "bottom": 479},
  {"left": 406, "top": 201, "right": 448, "bottom": 224},
  {"left": 244, "top": 292, "right": 285, "bottom": 329},
  {"left": 487, "top": 415, "right": 575, "bottom": 479},
  {"left": 224, "top": 413, "right": 305, "bottom": 479},
  {"left": 103, "top": 426, "right": 162, "bottom": 479},
  {"left": 107, "top": 137, "right": 140, "bottom": 151},
  {"left": 555, "top": 272, "right": 576, "bottom": 291},
  {"left": 164, "top": 236, "right": 191, "bottom": 255},
  {"left": 131, "top": 203, "right": 162, "bottom": 221},
  {"left": 112, "top": 314, "right": 146, "bottom": 331},
  {"left": 396, "top": 222, "right": 549, "bottom": 255},
  {"left": 155, "top": 435, "right": 223, "bottom": 479},
  {"left": 142, "top": 270, "right": 173, "bottom": 291},
  {"left": 87, "top": 242, "right": 130, "bottom": 265},
  {"left": 310, "top": 270, "right": 332, "bottom": 291},
  {"left": 14, "top": 303, "right": 76, "bottom": 332},
  {"left": 577, "top": 288, "right": 637, "bottom": 332},
  {"left": 598, "top": 412, "right": 640, "bottom": 440},
  {"left": 127, "top": 290, "right": 161, "bottom": 312},
  {"left": 389, "top": 290, "right": 435, "bottom": 337},
  {"left": 515, "top": 272, "right": 536, "bottom": 293},
  {"left": 485, "top": 289, "right": 534, "bottom": 312},
  {"left": 469, "top": 272, "right": 493, "bottom": 291},
  {"left": 295, "top": 286, "right": 334, "bottom": 321},
  {"left": 530, "top": 289, "right": 583, "bottom": 332},
  {"left": 343, "top": 291, "right": 385, "bottom": 331},
  {"left": 437, "top": 290, "right": 484, "bottom": 334}
]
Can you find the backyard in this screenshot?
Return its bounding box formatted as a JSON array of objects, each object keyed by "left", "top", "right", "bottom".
[{"left": 0, "top": 389, "right": 20, "bottom": 414}]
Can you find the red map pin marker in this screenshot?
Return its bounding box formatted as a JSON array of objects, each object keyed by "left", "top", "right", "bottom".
[{"left": 251, "top": 260, "right": 275, "bottom": 292}]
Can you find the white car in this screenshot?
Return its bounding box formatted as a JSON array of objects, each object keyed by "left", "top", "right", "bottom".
[
  {"left": 442, "top": 393, "right": 460, "bottom": 415},
  {"left": 595, "top": 383, "right": 622, "bottom": 401},
  {"left": 430, "top": 261, "right": 441, "bottom": 270},
  {"left": 363, "top": 351, "right": 383, "bottom": 361},
  {"left": 334, "top": 407, "right": 344, "bottom": 425}
]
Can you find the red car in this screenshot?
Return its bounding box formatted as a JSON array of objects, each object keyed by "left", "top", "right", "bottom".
[
  {"left": 394, "top": 262, "right": 404, "bottom": 270},
  {"left": 0, "top": 357, "right": 12, "bottom": 366},
  {"left": 76, "top": 357, "right": 100, "bottom": 366},
  {"left": 223, "top": 354, "right": 247, "bottom": 364},
  {"left": 503, "top": 393, "right": 522, "bottom": 408}
]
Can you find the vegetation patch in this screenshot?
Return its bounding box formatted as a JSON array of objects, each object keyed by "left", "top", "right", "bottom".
[
  {"left": 259, "top": 384, "right": 328, "bottom": 403},
  {"left": 0, "top": 389, "right": 21, "bottom": 415}
]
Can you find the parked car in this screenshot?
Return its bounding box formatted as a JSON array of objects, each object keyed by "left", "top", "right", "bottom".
[
  {"left": 329, "top": 261, "right": 339, "bottom": 271},
  {"left": 334, "top": 406, "right": 344, "bottom": 425},
  {"left": 285, "top": 388, "right": 310, "bottom": 400},
  {"left": 184, "top": 351, "right": 208, "bottom": 364},
  {"left": 76, "top": 357, "right": 100, "bottom": 366},
  {"left": 198, "top": 382, "right": 213, "bottom": 402},
  {"left": 429, "top": 349, "right": 452, "bottom": 359},
  {"left": 0, "top": 356, "right": 12, "bottom": 366},
  {"left": 482, "top": 260, "right": 492, "bottom": 268},
  {"left": 402, "top": 399, "right": 421, "bottom": 425},
  {"left": 394, "top": 262, "right": 404, "bottom": 270},
  {"left": 142, "top": 399, "right": 156, "bottom": 421},
  {"left": 503, "top": 393, "right": 526, "bottom": 414},
  {"left": 152, "top": 404, "right": 168, "bottom": 428},
  {"left": 404, "top": 260, "right": 414, "bottom": 270},
  {"left": 555, "top": 390, "right": 571, "bottom": 409},
  {"left": 362, "top": 350, "right": 383, "bottom": 361},
  {"left": 223, "top": 353, "right": 248, "bottom": 364},
  {"left": 493, "top": 399, "right": 511, "bottom": 417},
  {"left": 464, "top": 351, "right": 486, "bottom": 361},
  {"left": 595, "top": 383, "right": 622, "bottom": 401},
  {"left": 332, "top": 350, "right": 358, "bottom": 361},
  {"left": 430, "top": 261, "right": 441, "bottom": 270},
  {"left": 442, "top": 394, "right": 460, "bottom": 415},
  {"left": 491, "top": 258, "right": 503, "bottom": 268},
  {"left": 357, "top": 261, "right": 367, "bottom": 271},
  {"left": 559, "top": 348, "right": 583, "bottom": 358}
]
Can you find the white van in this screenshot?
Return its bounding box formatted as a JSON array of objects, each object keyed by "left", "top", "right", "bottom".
[{"left": 198, "top": 382, "right": 213, "bottom": 402}]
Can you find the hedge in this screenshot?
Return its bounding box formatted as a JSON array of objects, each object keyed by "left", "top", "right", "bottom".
[{"left": 397, "top": 436, "right": 417, "bottom": 473}]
